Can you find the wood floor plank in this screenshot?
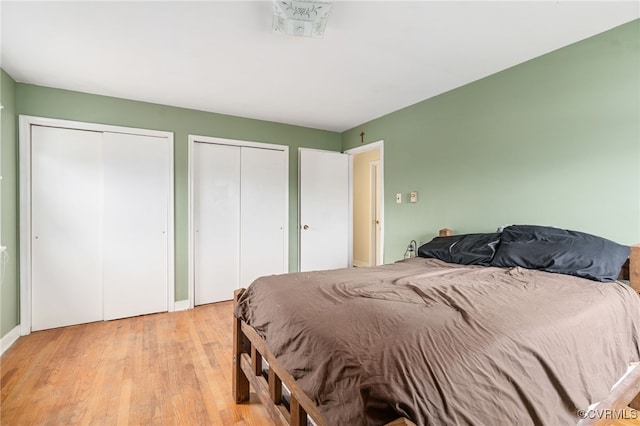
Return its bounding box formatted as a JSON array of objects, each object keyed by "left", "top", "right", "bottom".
[{"left": 0, "top": 302, "right": 272, "bottom": 425}]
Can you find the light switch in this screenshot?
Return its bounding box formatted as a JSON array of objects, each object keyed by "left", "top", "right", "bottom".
[
  {"left": 396, "top": 193, "right": 402, "bottom": 204},
  {"left": 410, "top": 191, "right": 418, "bottom": 203}
]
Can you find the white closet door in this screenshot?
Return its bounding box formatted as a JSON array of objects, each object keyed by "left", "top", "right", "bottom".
[
  {"left": 102, "top": 132, "right": 170, "bottom": 320},
  {"left": 194, "top": 143, "right": 241, "bottom": 305},
  {"left": 240, "top": 147, "right": 287, "bottom": 287},
  {"left": 31, "top": 126, "right": 103, "bottom": 331}
]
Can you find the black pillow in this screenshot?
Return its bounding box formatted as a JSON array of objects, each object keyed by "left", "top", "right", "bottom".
[
  {"left": 417, "top": 233, "right": 501, "bottom": 266},
  {"left": 490, "top": 225, "right": 630, "bottom": 282}
]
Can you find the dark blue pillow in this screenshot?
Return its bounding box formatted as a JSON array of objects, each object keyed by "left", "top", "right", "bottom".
[
  {"left": 490, "top": 225, "right": 630, "bottom": 282},
  {"left": 417, "top": 233, "right": 501, "bottom": 266}
]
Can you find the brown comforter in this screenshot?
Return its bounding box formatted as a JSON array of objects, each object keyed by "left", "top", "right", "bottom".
[{"left": 234, "top": 258, "right": 640, "bottom": 425}]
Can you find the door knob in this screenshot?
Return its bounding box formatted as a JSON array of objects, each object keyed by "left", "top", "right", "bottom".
[{"left": 303, "top": 225, "right": 309, "bottom": 230}]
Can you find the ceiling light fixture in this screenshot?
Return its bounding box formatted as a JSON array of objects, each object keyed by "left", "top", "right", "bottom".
[{"left": 272, "top": 1, "right": 332, "bottom": 39}]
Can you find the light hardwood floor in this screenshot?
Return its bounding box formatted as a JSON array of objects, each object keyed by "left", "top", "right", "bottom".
[
  {"left": 0, "top": 301, "right": 271, "bottom": 425},
  {"left": 2, "top": 301, "right": 639, "bottom": 425}
]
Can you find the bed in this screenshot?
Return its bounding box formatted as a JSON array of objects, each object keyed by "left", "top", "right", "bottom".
[{"left": 232, "top": 225, "right": 640, "bottom": 425}]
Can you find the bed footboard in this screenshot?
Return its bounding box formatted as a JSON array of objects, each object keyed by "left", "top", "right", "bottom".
[
  {"left": 233, "top": 288, "right": 416, "bottom": 426},
  {"left": 233, "top": 288, "right": 330, "bottom": 426}
]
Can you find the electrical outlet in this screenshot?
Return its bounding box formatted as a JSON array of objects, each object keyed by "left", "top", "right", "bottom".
[
  {"left": 395, "top": 193, "right": 402, "bottom": 204},
  {"left": 410, "top": 191, "right": 418, "bottom": 203}
]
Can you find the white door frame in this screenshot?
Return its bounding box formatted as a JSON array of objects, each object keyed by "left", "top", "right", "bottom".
[
  {"left": 19, "top": 115, "right": 175, "bottom": 335},
  {"left": 370, "top": 160, "right": 382, "bottom": 265},
  {"left": 187, "top": 135, "right": 289, "bottom": 309},
  {"left": 345, "top": 140, "right": 385, "bottom": 266}
]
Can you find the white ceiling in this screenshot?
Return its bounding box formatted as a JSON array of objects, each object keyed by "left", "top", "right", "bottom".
[{"left": 1, "top": 1, "right": 638, "bottom": 132}]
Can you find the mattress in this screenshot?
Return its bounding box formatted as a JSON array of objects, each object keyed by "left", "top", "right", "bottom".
[{"left": 234, "top": 258, "right": 640, "bottom": 425}]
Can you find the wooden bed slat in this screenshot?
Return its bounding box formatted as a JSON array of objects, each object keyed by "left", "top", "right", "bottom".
[
  {"left": 233, "top": 289, "right": 250, "bottom": 403},
  {"left": 631, "top": 392, "right": 640, "bottom": 411},
  {"left": 269, "top": 368, "right": 283, "bottom": 404},
  {"left": 290, "top": 397, "right": 308, "bottom": 426},
  {"left": 251, "top": 346, "right": 262, "bottom": 376},
  {"left": 240, "top": 353, "right": 290, "bottom": 426}
]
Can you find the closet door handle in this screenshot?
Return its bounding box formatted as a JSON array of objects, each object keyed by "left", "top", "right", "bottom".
[{"left": 303, "top": 225, "right": 309, "bottom": 230}]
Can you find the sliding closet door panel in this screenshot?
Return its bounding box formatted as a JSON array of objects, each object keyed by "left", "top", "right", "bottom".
[
  {"left": 31, "top": 126, "right": 103, "bottom": 331},
  {"left": 240, "top": 147, "right": 287, "bottom": 288},
  {"left": 102, "top": 133, "right": 170, "bottom": 320},
  {"left": 194, "top": 143, "right": 241, "bottom": 305}
]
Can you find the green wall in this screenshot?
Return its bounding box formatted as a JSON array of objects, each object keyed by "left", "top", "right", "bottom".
[
  {"left": 3, "top": 19, "right": 638, "bottom": 339},
  {"left": 1, "top": 70, "right": 18, "bottom": 337},
  {"left": 12, "top": 84, "right": 341, "bottom": 309},
  {"left": 343, "top": 19, "right": 640, "bottom": 261}
]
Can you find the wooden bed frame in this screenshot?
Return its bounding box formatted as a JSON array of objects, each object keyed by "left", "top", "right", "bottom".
[{"left": 232, "top": 242, "right": 640, "bottom": 426}]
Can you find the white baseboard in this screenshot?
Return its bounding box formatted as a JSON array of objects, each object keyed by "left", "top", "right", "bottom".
[
  {"left": 173, "top": 300, "right": 190, "bottom": 312},
  {"left": 1, "top": 325, "right": 21, "bottom": 356}
]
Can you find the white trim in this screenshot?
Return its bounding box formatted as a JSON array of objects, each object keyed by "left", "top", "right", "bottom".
[
  {"left": 345, "top": 140, "right": 385, "bottom": 265},
  {"left": 297, "top": 148, "right": 302, "bottom": 272},
  {"left": 188, "top": 136, "right": 195, "bottom": 309},
  {"left": 370, "top": 160, "right": 381, "bottom": 266},
  {"left": 1, "top": 325, "right": 21, "bottom": 356},
  {"left": 344, "top": 140, "right": 384, "bottom": 156},
  {"left": 347, "top": 155, "right": 353, "bottom": 267},
  {"left": 19, "top": 117, "right": 31, "bottom": 336},
  {"left": 19, "top": 115, "right": 176, "bottom": 334},
  {"left": 189, "top": 134, "right": 290, "bottom": 152},
  {"left": 18, "top": 115, "right": 174, "bottom": 138},
  {"left": 187, "top": 134, "right": 289, "bottom": 309},
  {"left": 166, "top": 134, "right": 176, "bottom": 313},
  {"left": 173, "top": 299, "right": 190, "bottom": 312}
]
